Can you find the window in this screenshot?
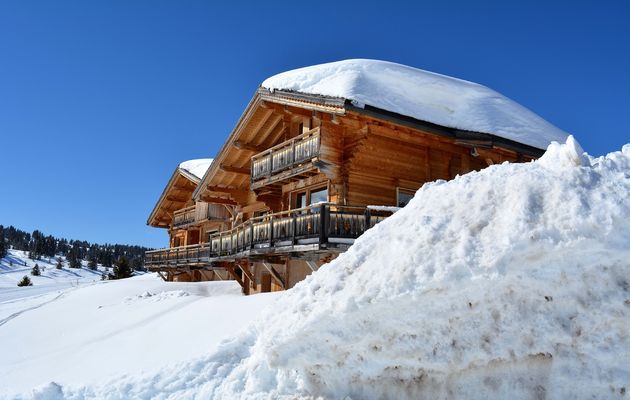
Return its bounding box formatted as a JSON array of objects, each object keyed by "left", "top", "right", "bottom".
[
  {"left": 292, "top": 185, "right": 329, "bottom": 209},
  {"left": 396, "top": 188, "right": 415, "bottom": 207},
  {"left": 295, "top": 192, "right": 307, "bottom": 209},
  {"left": 309, "top": 187, "right": 328, "bottom": 205},
  {"left": 252, "top": 210, "right": 268, "bottom": 218}
]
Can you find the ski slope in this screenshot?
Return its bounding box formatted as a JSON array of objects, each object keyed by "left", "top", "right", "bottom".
[{"left": 0, "top": 250, "right": 110, "bottom": 303}]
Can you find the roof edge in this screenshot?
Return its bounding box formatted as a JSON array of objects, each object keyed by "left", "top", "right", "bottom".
[
  {"left": 257, "top": 89, "right": 545, "bottom": 156},
  {"left": 146, "top": 168, "right": 200, "bottom": 228},
  {"left": 192, "top": 90, "right": 263, "bottom": 201}
]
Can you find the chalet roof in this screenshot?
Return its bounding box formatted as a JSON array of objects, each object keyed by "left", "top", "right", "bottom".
[
  {"left": 178, "top": 158, "right": 213, "bottom": 180},
  {"left": 261, "top": 59, "right": 568, "bottom": 150},
  {"left": 147, "top": 159, "right": 213, "bottom": 228}
]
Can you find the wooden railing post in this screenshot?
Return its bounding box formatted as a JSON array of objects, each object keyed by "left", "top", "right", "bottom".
[
  {"left": 269, "top": 215, "right": 274, "bottom": 247},
  {"left": 292, "top": 211, "right": 297, "bottom": 245},
  {"left": 249, "top": 223, "right": 254, "bottom": 250},
  {"left": 319, "top": 204, "right": 328, "bottom": 246}
]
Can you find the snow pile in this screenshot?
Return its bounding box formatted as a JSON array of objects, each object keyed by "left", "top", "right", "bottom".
[
  {"left": 19, "top": 137, "right": 630, "bottom": 399},
  {"left": 178, "top": 158, "right": 213, "bottom": 180},
  {"left": 262, "top": 59, "right": 568, "bottom": 149}
]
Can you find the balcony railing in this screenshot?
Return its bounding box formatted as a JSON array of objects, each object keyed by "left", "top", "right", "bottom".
[
  {"left": 146, "top": 203, "right": 393, "bottom": 268},
  {"left": 251, "top": 127, "right": 320, "bottom": 182},
  {"left": 172, "top": 202, "right": 231, "bottom": 229},
  {"left": 173, "top": 206, "right": 196, "bottom": 228}
]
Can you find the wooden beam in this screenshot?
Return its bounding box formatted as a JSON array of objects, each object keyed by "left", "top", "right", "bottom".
[
  {"left": 262, "top": 262, "right": 285, "bottom": 289},
  {"left": 225, "top": 265, "right": 246, "bottom": 293},
  {"left": 206, "top": 185, "right": 250, "bottom": 197},
  {"left": 200, "top": 196, "right": 238, "bottom": 206},
  {"left": 238, "top": 263, "right": 255, "bottom": 284},
  {"left": 165, "top": 195, "right": 189, "bottom": 203},
  {"left": 220, "top": 164, "right": 250, "bottom": 175},
  {"left": 233, "top": 141, "right": 265, "bottom": 153},
  {"left": 454, "top": 139, "right": 493, "bottom": 149},
  {"left": 212, "top": 270, "right": 224, "bottom": 281},
  {"left": 305, "top": 261, "right": 318, "bottom": 272}
]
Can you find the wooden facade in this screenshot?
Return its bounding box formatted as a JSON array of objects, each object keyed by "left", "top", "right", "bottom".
[{"left": 146, "top": 87, "right": 543, "bottom": 293}]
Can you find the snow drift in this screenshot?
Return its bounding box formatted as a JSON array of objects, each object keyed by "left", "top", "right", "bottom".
[
  {"left": 25, "top": 137, "right": 630, "bottom": 399},
  {"left": 262, "top": 59, "right": 568, "bottom": 149}
]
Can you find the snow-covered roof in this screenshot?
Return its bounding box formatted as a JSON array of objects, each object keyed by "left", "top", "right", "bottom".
[
  {"left": 262, "top": 59, "right": 568, "bottom": 149},
  {"left": 178, "top": 158, "right": 213, "bottom": 180}
]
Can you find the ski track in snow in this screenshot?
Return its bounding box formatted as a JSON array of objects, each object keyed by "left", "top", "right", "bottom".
[{"left": 0, "top": 286, "right": 80, "bottom": 327}]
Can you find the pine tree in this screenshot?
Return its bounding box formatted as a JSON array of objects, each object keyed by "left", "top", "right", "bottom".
[
  {"left": 109, "top": 256, "right": 132, "bottom": 280},
  {"left": 0, "top": 226, "right": 7, "bottom": 258},
  {"left": 88, "top": 257, "right": 98, "bottom": 270},
  {"left": 101, "top": 273, "right": 108, "bottom": 281},
  {"left": 56, "top": 257, "right": 64, "bottom": 269},
  {"left": 17, "top": 275, "right": 32, "bottom": 287},
  {"left": 67, "top": 242, "right": 82, "bottom": 268},
  {"left": 31, "top": 264, "right": 41, "bottom": 276},
  {"left": 131, "top": 257, "right": 145, "bottom": 272}
]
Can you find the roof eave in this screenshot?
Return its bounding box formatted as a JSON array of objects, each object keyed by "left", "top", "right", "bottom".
[
  {"left": 192, "top": 90, "right": 265, "bottom": 201},
  {"left": 146, "top": 168, "right": 200, "bottom": 228},
  {"left": 260, "top": 89, "right": 545, "bottom": 157}
]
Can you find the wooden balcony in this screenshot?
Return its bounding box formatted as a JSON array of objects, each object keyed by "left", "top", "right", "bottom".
[
  {"left": 172, "top": 202, "right": 231, "bottom": 229},
  {"left": 146, "top": 203, "right": 393, "bottom": 269},
  {"left": 251, "top": 128, "right": 321, "bottom": 190},
  {"left": 172, "top": 206, "right": 196, "bottom": 228}
]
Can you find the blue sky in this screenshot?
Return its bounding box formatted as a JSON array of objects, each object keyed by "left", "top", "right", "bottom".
[{"left": 0, "top": 1, "right": 628, "bottom": 248}]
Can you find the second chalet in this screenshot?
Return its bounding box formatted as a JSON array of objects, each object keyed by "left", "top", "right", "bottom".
[{"left": 146, "top": 59, "right": 568, "bottom": 294}]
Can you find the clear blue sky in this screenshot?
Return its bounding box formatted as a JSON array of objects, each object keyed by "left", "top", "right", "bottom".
[{"left": 1, "top": 1, "right": 628, "bottom": 248}]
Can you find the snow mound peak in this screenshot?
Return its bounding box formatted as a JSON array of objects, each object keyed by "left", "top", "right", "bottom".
[
  {"left": 178, "top": 158, "right": 213, "bottom": 180},
  {"left": 538, "top": 135, "right": 590, "bottom": 168},
  {"left": 262, "top": 59, "right": 569, "bottom": 149},
  {"left": 28, "top": 138, "right": 630, "bottom": 399}
]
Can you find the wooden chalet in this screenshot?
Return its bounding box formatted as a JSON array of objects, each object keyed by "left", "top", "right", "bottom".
[
  {"left": 146, "top": 159, "right": 232, "bottom": 281},
  {"left": 146, "top": 59, "right": 567, "bottom": 294}
]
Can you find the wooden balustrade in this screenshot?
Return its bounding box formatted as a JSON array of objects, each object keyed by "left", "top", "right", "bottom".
[
  {"left": 172, "top": 206, "right": 196, "bottom": 228},
  {"left": 251, "top": 128, "right": 320, "bottom": 182},
  {"left": 146, "top": 203, "right": 394, "bottom": 268}
]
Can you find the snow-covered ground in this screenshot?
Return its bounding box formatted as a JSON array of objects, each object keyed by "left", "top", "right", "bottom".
[
  {"left": 0, "top": 250, "right": 111, "bottom": 303},
  {"left": 3, "top": 137, "right": 630, "bottom": 399},
  {"left": 0, "top": 253, "right": 279, "bottom": 394}
]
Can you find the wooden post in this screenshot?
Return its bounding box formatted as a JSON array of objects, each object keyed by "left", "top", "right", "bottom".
[
  {"left": 249, "top": 223, "right": 254, "bottom": 251},
  {"left": 319, "top": 204, "right": 328, "bottom": 246},
  {"left": 292, "top": 211, "right": 297, "bottom": 245}
]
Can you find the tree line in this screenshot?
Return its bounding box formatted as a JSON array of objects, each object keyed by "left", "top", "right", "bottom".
[{"left": 0, "top": 224, "right": 151, "bottom": 272}]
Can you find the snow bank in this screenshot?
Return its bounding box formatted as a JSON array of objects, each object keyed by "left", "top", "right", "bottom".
[
  {"left": 178, "top": 158, "right": 213, "bottom": 180},
  {"left": 18, "top": 137, "right": 630, "bottom": 399},
  {"left": 262, "top": 59, "right": 568, "bottom": 149}
]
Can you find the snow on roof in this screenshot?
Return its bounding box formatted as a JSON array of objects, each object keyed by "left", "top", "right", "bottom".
[
  {"left": 262, "top": 59, "right": 568, "bottom": 149},
  {"left": 178, "top": 158, "right": 213, "bottom": 180}
]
